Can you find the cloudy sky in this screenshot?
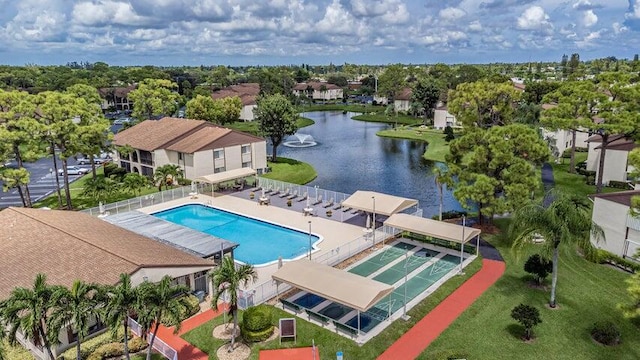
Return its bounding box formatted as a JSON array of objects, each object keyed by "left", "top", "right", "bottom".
[{"left": 0, "top": 0, "right": 638, "bottom": 66}]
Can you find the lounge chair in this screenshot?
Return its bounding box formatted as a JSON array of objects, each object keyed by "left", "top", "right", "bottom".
[
  {"left": 280, "top": 299, "right": 302, "bottom": 313},
  {"left": 342, "top": 206, "right": 353, "bottom": 212},
  {"left": 287, "top": 190, "right": 298, "bottom": 200},
  {"left": 351, "top": 208, "right": 360, "bottom": 215},
  {"left": 264, "top": 186, "right": 273, "bottom": 194},
  {"left": 323, "top": 198, "right": 334, "bottom": 208},
  {"left": 312, "top": 195, "right": 323, "bottom": 205},
  {"left": 333, "top": 201, "right": 343, "bottom": 210},
  {"left": 271, "top": 188, "right": 281, "bottom": 196},
  {"left": 250, "top": 185, "right": 262, "bottom": 192},
  {"left": 279, "top": 188, "right": 291, "bottom": 198},
  {"left": 297, "top": 192, "right": 308, "bottom": 202}
]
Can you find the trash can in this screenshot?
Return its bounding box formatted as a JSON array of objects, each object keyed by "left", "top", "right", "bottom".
[
  {"left": 194, "top": 290, "right": 205, "bottom": 303},
  {"left": 336, "top": 351, "right": 343, "bottom": 360}
]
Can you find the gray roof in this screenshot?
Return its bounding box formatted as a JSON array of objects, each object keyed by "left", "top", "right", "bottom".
[{"left": 104, "top": 211, "right": 238, "bottom": 258}]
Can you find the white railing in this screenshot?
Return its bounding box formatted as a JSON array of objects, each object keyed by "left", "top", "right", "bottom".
[{"left": 128, "top": 317, "right": 178, "bottom": 360}]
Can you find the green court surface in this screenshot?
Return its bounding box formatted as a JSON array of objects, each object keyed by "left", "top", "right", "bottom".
[
  {"left": 348, "top": 242, "right": 416, "bottom": 277},
  {"left": 373, "top": 248, "right": 440, "bottom": 285}
]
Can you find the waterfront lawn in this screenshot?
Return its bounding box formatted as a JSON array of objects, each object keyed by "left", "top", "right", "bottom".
[
  {"left": 421, "top": 219, "right": 640, "bottom": 360},
  {"left": 227, "top": 117, "right": 314, "bottom": 136},
  {"left": 261, "top": 157, "right": 317, "bottom": 185},
  {"left": 182, "top": 258, "right": 482, "bottom": 359},
  {"left": 352, "top": 113, "right": 421, "bottom": 125},
  {"left": 377, "top": 126, "right": 451, "bottom": 163}
]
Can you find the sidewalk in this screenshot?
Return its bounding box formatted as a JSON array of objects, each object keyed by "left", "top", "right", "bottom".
[
  {"left": 155, "top": 304, "right": 228, "bottom": 360},
  {"left": 377, "top": 259, "right": 505, "bottom": 360}
]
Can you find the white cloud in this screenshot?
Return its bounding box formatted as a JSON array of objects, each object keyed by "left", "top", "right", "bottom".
[
  {"left": 582, "top": 9, "right": 598, "bottom": 27},
  {"left": 72, "top": 1, "right": 150, "bottom": 26},
  {"left": 575, "top": 29, "right": 604, "bottom": 48},
  {"left": 439, "top": 7, "right": 466, "bottom": 22},
  {"left": 316, "top": 0, "right": 366, "bottom": 37},
  {"left": 517, "top": 6, "right": 553, "bottom": 32},
  {"left": 612, "top": 22, "right": 628, "bottom": 34},
  {"left": 468, "top": 20, "right": 482, "bottom": 32}
]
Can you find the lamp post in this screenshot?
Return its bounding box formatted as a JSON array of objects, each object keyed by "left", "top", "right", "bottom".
[
  {"left": 372, "top": 196, "right": 376, "bottom": 246},
  {"left": 308, "top": 221, "right": 312, "bottom": 260}
]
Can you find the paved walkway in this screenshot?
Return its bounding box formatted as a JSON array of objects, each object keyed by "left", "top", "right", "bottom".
[
  {"left": 377, "top": 258, "right": 505, "bottom": 360},
  {"left": 155, "top": 304, "right": 228, "bottom": 360},
  {"left": 259, "top": 346, "right": 320, "bottom": 360}
]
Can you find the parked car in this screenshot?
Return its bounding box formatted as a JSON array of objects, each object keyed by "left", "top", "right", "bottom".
[
  {"left": 76, "top": 157, "right": 109, "bottom": 165},
  {"left": 58, "top": 166, "right": 89, "bottom": 176}
]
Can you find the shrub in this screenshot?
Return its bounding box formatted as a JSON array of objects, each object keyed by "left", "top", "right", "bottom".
[
  {"left": 241, "top": 305, "right": 274, "bottom": 342},
  {"left": 103, "top": 163, "right": 127, "bottom": 181},
  {"left": 177, "top": 178, "right": 192, "bottom": 186},
  {"left": 61, "top": 328, "right": 127, "bottom": 360},
  {"left": 587, "top": 249, "right": 640, "bottom": 273},
  {"left": 443, "top": 126, "right": 455, "bottom": 142},
  {"left": 608, "top": 180, "right": 630, "bottom": 189},
  {"left": 524, "top": 254, "right": 553, "bottom": 284},
  {"left": 591, "top": 321, "right": 621, "bottom": 346},
  {"left": 161, "top": 294, "right": 200, "bottom": 327},
  {"left": 128, "top": 337, "right": 149, "bottom": 352},
  {"left": 433, "top": 210, "right": 468, "bottom": 221},
  {"left": 87, "top": 342, "right": 124, "bottom": 360},
  {"left": 511, "top": 304, "right": 542, "bottom": 340}
]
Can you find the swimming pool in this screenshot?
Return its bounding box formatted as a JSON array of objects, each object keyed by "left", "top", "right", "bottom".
[{"left": 153, "top": 204, "right": 320, "bottom": 265}]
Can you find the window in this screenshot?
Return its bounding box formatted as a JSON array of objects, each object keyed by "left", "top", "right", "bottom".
[
  {"left": 178, "top": 152, "right": 184, "bottom": 161},
  {"left": 214, "top": 149, "right": 224, "bottom": 159},
  {"left": 242, "top": 161, "right": 252, "bottom": 168},
  {"left": 214, "top": 166, "right": 226, "bottom": 173},
  {"left": 241, "top": 145, "right": 251, "bottom": 154}
]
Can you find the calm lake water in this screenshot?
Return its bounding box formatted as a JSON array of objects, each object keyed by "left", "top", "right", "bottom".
[{"left": 276, "top": 111, "right": 466, "bottom": 218}]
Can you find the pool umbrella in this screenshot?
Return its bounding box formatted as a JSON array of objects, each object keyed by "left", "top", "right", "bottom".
[
  {"left": 306, "top": 196, "right": 311, "bottom": 208},
  {"left": 278, "top": 256, "right": 283, "bottom": 268},
  {"left": 98, "top": 201, "right": 104, "bottom": 215},
  {"left": 262, "top": 187, "right": 266, "bottom": 198},
  {"left": 365, "top": 213, "right": 371, "bottom": 229},
  {"left": 191, "top": 181, "right": 197, "bottom": 193}
]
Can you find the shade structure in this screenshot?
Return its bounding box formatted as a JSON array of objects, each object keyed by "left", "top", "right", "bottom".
[
  {"left": 341, "top": 191, "right": 418, "bottom": 217},
  {"left": 384, "top": 213, "right": 481, "bottom": 244},
  {"left": 194, "top": 167, "right": 256, "bottom": 184},
  {"left": 272, "top": 259, "right": 394, "bottom": 312}
]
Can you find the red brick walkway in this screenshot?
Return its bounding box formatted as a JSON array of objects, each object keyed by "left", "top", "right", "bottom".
[
  {"left": 155, "top": 303, "right": 228, "bottom": 360},
  {"left": 377, "top": 259, "right": 505, "bottom": 360},
  {"left": 259, "top": 346, "right": 320, "bottom": 360}
]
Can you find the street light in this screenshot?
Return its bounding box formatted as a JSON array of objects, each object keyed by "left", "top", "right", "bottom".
[{"left": 308, "top": 221, "right": 312, "bottom": 260}]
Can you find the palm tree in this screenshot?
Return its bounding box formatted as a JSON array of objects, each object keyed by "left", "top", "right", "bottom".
[
  {"left": 136, "top": 276, "right": 189, "bottom": 360},
  {"left": 1, "top": 274, "right": 60, "bottom": 360},
  {"left": 104, "top": 274, "right": 139, "bottom": 360},
  {"left": 153, "top": 164, "right": 183, "bottom": 191},
  {"left": 82, "top": 175, "right": 118, "bottom": 203},
  {"left": 49, "top": 281, "right": 102, "bottom": 360},
  {"left": 122, "top": 173, "right": 149, "bottom": 196},
  {"left": 432, "top": 166, "right": 451, "bottom": 221},
  {"left": 510, "top": 193, "right": 604, "bottom": 308},
  {"left": 209, "top": 257, "right": 258, "bottom": 352}
]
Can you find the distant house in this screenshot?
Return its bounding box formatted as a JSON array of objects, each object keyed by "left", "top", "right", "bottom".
[
  {"left": 590, "top": 190, "right": 640, "bottom": 260},
  {"left": 113, "top": 117, "right": 267, "bottom": 179},
  {"left": 393, "top": 87, "right": 412, "bottom": 113},
  {"left": 539, "top": 103, "right": 590, "bottom": 160},
  {"left": 292, "top": 82, "right": 344, "bottom": 101},
  {"left": 0, "top": 207, "right": 214, "bottom": 359},
  {"left": 433, "top": 105, "right": 458, "bottom": 130},
  {"left": 586, "top": 134, "right": 637, "bottom": 185},
  {"left": 98, "top": 85, "right": 136, "bottom": 111},
  {"left": 211, "top": 83, "right": 260, "bottom": 121}
]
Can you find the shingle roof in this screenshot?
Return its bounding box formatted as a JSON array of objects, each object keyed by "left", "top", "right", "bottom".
[
  {"left": 0, "top": 207, "right": 213, "bottom": 300},
  {"left": 594, "top": 137, "right": 637, "bottom": 151},
  {"left": 394, "top": 87, "right": 412, "bottom": 101},
  {"left": 212, "top": 83, "right": 260, "bottom": 106},
  {"left": 113, "top": 117, "right": 264, "bottom": 154},
  {"left": 292, "top": 82, "right": 342, "bottom": 91},
  {"left": 590, "top": 190, "right": 640, "bottom": 207}
]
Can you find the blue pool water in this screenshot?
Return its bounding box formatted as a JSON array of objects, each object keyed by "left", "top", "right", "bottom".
[{"left": 153, "top": 204, "right": 319, "bottom": 265}]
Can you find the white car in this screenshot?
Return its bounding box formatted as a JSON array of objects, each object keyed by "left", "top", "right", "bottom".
[
  {"left": 77, "top": 157, "right": 109, "bottom": 165},
  {"left": 58, "top": 166, "right": 89, "bottom": 176}
]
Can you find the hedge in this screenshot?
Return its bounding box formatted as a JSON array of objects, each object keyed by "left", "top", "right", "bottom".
[
  {"left": 608, "top": 180, "right": 631, "bottom": 189},
  {"left": 160, "top": 294, "right": 200, "bottom": 327},
  {"left": 586, "top": 249, "right": 640, "bottom": 273},
  {"left": 61, "top": 327, "right": 127, "bottom": 360},
  {"left": 241, "top": 305, "right": 274, "bottom": 342},
  {"left": 86, "top": 337, "right": 147, "bottom": 360}
]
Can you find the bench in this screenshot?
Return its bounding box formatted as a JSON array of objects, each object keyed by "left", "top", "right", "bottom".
[
  {"left": 280, "top": 299, "right": 301, "bottom": 313},
  {"left": 307, "top": 310, "right": 330, "bottom": 325},
  {"left": 333, "top": 320, "right": 359, "bottom": 337}
]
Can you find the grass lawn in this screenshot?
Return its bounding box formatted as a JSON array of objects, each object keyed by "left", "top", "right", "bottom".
[
  {"left": 182, "top": 258, "right": 482, "bottom": 359},
  {"left": 297, "top": 103, "right": 385, "bottom": 113},
  {"left": 260, "top": 157, "right": 317, "bottom": 185},
  {"left": 377, "top": 126, "right": 451, "bottom": 163},
  {"left": 33, "top": 166, "right": 161, "bottom": 210},
  {"left": 351, "top": 113, "right": 421, "bottom": 125},
  {"left": 131, "top": 353, "right": 163, "bottom": 360},
  {"left": 551, "top": 152, "right": 617, "bottom": 198},
  {"left": 422, "top": 219, "right": 640, "bottom": 360},
  {"left": 226, "top": 117, "right": 314, "bottom": 136}
]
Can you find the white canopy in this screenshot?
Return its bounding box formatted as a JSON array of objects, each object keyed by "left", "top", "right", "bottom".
[
  {"left": 194, "top": 168, "right": 256, "bottom": 184},
  {"left": 341, "top": 191, "right": 418, "bottom": 217},
  {"left": 272, "top": 259, "right": 394, "bottom": 312},
  {"left": 384, "top": 213, "right": 481, "bottom": 244}
]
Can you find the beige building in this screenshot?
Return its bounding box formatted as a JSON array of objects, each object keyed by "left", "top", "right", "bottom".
[
  {"left": 292, "top": 82, "right": 344, "bottom": 101},
  {"left": 393, "top": 87, "right": 412, "bottom": 113},
  {"left": 0, "top": 207, "right": 214, "bottom": 359},
  {"left": 113, "top": 117, "right": 268, "bottom": 179},
  {"left": 590, "top": 191, "right": 640, "bottom": 260},
  {"left": 586, "top": 135, "right": 637, "bottom": 185},
  {"left": 433, "top": 105, "right": 458, "bottom": 130},
  {"left": 212, "top": 83, "right": 260, "bottom": 121},
  {"left": 98, "top": 85, "right": 136, "bottom": 111}
]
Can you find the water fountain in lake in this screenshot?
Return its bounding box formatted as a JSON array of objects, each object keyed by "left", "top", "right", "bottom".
[{"left": 283, "top": 133, "right": 318, "bottom": 148}]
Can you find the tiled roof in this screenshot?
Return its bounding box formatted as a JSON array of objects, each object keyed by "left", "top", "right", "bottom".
[
  {"left": 113, "top": 117, "right": 264, "bottom": 154},
  {"left": 586, "top": 134, "right": 626, "bottom": 143},
  {"left": 0, "top": 207, "right": 213, "bottom": 300},
  {"left": 594, "top": 137, "right": 637, "bottom": 151},
  {"left": 590, "top": 190, "right": 640, "bottom": 207},
  {"left": 292, "top": 82, "right": 342, "bottom": 91},
  {"left": 212, "top": 83, "right": 260, "bottom": 106},
  {"left": 394, "top": 87, "right": 412, "bottom": 101},
  {"left": 98, "top": 85, "right": 136, "bottom": 98}
]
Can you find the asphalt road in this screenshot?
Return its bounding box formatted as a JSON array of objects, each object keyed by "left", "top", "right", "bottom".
[{"left": 0, "top": 153, "right": 87, "bottom": 208}]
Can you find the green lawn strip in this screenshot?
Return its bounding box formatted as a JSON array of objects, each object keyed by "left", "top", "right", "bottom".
[
  {"left": 131, "top": 354, "right": 164, "bottom": 360},
  {"left": 551, "top": 152, "right": 617, "bottom": 198},
  {"left": 421, "top": 219, "right": 640, "bottom": 360},
  {"left": 377, "top": 127, "right": 450, "bottom": 163},
  {"left": 182, "top": 258, "right": 482, "bottom": 359},
  {"left": 351, "top": 113, "right": 421, "bottom": 125},
  {"left": 226, "top": 117, "right": 314, "bottom": 136},
  {"left": 261, "top": 157, "right": 317, "bottom": 185}
]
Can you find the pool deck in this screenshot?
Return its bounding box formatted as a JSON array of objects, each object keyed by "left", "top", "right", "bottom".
[{"left": 136, "top": 192, "right": 377, "bottom": 293}]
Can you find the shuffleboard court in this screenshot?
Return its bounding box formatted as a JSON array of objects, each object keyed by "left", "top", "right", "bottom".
[
  {"left": 373, "top": 248, "right": 439, "bottom": 285},
  {"left": 348, "top": 242, "right": 416, "bottom": 277}
]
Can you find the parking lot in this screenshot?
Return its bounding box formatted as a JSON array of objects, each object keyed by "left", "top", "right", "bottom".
[{"left": 0, "top": 155, "right": 88, "bottom": 208}]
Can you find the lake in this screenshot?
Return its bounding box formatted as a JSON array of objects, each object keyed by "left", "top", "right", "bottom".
[{"left": 276, "top": 111, "right": 466, "bottom": 218}]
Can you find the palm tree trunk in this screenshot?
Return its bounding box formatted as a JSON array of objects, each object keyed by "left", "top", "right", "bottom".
[
  {"left": 38, "top": 327, "right": 55, "bottom": 360},
  {"left": 75, "top": 338, "right": 82, "bottom": 360},
  {"left": 568, "top": 129, "right": 577, "bottom": 174},
  {"left": 123, "top": 320, "right": 131, "bottom": 360},
  {"left": 230, "top": 309, "right": 238, "bottom": 351},
  {"left": 61, "top": 159, "right": 72, "bottom": 210},
  {"left": 550, "top": 244, "right": 559, "bottom": 308},
  {"left": 147, "top": 323, "right": 160, "bottom": 360},
  {"left": 596, "top": 134, "right": 608, "bottom": 194}
]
